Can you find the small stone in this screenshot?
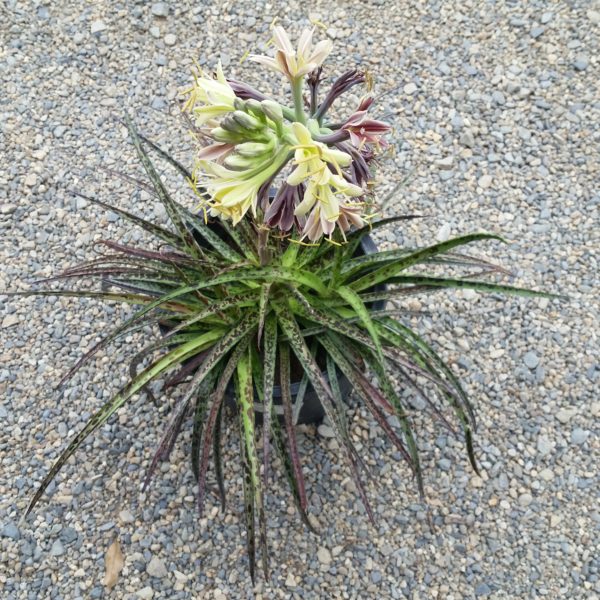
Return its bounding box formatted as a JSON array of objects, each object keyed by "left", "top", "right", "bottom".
[
  {"left": 2, "top": 314, "right": 19, "bottom": 328},
  {"left": 147, "top": 556, "right": 168, "bottom": 578},
  {"left": 436, "top": 223, "right": 451, "bottom": 242},
  {"left": 119, "top": 510, "right": 135, "bottom": 524},
  {"left": 152, "top": 3, "right": 169, "bottom": 17},
  {"left": 90, "top": 20, "right": 106, "bottom": 34},
  {"left": 317, "top": 424, "right": 335, "bottom": 438},
  {"left": 53, "top": 125, "right": 67, "bottom": 138},
  {"left": 435, "top": 156, "right": 454, "bottom": 170},
  {"left": 155, "top": 54, "right": 167, "bottom": 66},
  {"left": 518, "top": 493, "right": 533, "bottom": 507},
  {"left": 475, "top": 583, "right": 492, "bottom": 596},
  {"left": 151, "top": 97, "right": 166, "bottom": 110},
  {"left": 285, "top": 573, "right": 296, "bottom": 587},
  {"left": 478, "top": 174, "right": 492, "bottom": 189},
  {"left": 2, "top": 523, "right": 20, "bottom": 540},
  {"left": 404, "top": 82, "right": 417, "bottom": 95},
  {"left": 573, "top": 56, "right": 589, "bottom": 71},
  {"left": 136, "top": 587, "right": 154, "bottom": 600},
  {"left": 317, "top": 546, "right": 332, "bottom": 564},
  {"left": 523, "top": 351, "right": 540, "bottom": 369},
  {"left": 372, "top": 571, "right": 382, "bottom": 584},
  {"left": 541, "top": 12, "right": 553, "bottom": 24},
  {"left": 50, "top": 540, "right": 65, "bottom": 556},
  {"left": 164, "top": 34, "right": 177, "bottom": 46},
  {"left": 530, "top": 26, "right": 545, "bottom": 39},
  {"left": 24, "top": 173, "right": 37, "bottom": 187},
  {"left": 556, "top": 408, "right": 576, "bottom": 424},
  {"left": 492, "top": 90, "right": 506, "bottom": 105},
  {"left": 460, "top": 130, "right": 475, "bottom": 148},
  {"left": 588, "top": 9, "right": 600, "bottom": 24},
  {"left": 570, "top": 428, "right": 589, "bottom": 445},
  {"left": 60, "top": 527, "right": 78, "bottom": 544},
  {"left": 539, "top": 468, "right": 554, "bottom": 482},
  {"left": 537, "top": 436, "right": 552, "bottom": 456},
  {"left": 438, "top": 458, "right": 451, "bottom": 471}
]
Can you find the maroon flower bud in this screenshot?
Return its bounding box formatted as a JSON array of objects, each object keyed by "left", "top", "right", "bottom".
[
  {"left": 227, "top": 79, "right": 268, "bottom": 102},
  {"left": 264, "top": 184, "right": 304, "bottom": 232},
  {"left": 314, "top": 69, "right": 366, "bottom": 120}
]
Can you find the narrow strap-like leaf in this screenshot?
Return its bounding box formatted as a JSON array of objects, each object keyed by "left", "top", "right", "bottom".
[
  {"left": 364, "top": 351, "right": 425, "bottom": 501},
  {"left": 20, "top": 330, "right": 223, "bottom": 522},
  {"left": 336, "top": 285, "right": 384, "bottom": 363},
  {"left": 269, "top": 404, "right": 317, "bottom": 533},
  {"left": 278, "top": 341, "right": 307, "bottom": 510},
  {"left": 136, "top": 129, "right": 193, "bottom": 180},
  {"left": 257, "top": 283, "right": 272, "bottom": 345},
  {"left": 235, "top": 348, "right": 268, "bottom": 580},
  {"left": 196, "top": 332, "right": 252, "bottom": 516},
  {"left": 190, "top": 367, "right": 222, "bottom": 481},
  {"left": 213, "top": 403, "right": 226, "bottom": 511},
  {"left": 68, "top": 190, "right": 183, "bottom": 248},
  {"left": 320, "top": 335, "right": 412, "bottom": 466},
  {"left": 183, "top": 212, "right": 244, "bottom": 264},
  {"left": 261, "top": 315, "right": 277, "bottom": 487},
  {"left": 350, "top": 233, "right": 505, "bottom": 292},
  {"left": 272, "top": 297, "right": 372, "bottom": 519},
  {"left": 124, "top": 115, "right": 202, "bottom": 257},
  {"left": 384, "top": 275, "right": 561, "bottom": 299}
]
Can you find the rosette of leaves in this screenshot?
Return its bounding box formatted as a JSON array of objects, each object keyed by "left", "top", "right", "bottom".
[{"left": 11, "top": 117, "right": 555, "bottom": 581}]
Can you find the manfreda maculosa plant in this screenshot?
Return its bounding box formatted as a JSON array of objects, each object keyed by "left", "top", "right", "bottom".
[{"left": 6, "top": 24, "right": 558, "bottom": 581}]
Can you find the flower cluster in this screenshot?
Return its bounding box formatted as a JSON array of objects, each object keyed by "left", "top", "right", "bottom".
[{"left": 185, "top": 25, "right": 390, "bottom": 241}]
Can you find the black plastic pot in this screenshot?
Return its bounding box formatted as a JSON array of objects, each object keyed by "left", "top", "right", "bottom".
[{"left": 160, "top": 220, "right": 385, "bottom": 425}]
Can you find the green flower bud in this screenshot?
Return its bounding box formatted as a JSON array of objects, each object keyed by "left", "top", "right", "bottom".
[
  {"left": 232, "top": 110, "right": 262, "bottom": 131},
  {"left": 236, "top": 139, "right": 274, "bottom": 157},
  {"left": 260, "top": 99, "right": 283, "bottom": 123},
  {"left": 244, "top": 99, "right": 267, "bottom": 120},
  {"left": 211, "top": 126, "right": 239, "bottom": 143},
  {"left": 233, "top": 97, "right": 247, "bottom": 111}
]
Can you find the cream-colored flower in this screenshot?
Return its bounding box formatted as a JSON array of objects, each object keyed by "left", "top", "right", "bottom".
[
  {"left": 301, "top": 201, "right": 366, "bottom": 242},
  {"left": 249, "top": 26, "right": 333, "bottom": 81},
  {"left": 184, "top": 62, "right": 237, "bottom": 126},
  {"left": 287, "top": 122, "right": 354, "bottom": 185},
  {"left": 286, "top": 122, "right": 363, "bottom": 220},
  {"left": 197, "top": 147, "right": 290, "bottom": 225}
]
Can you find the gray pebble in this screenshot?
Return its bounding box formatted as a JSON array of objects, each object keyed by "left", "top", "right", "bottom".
[
  {"left": 523, "top": 351, "right": 540, "bottom": 369},
  {"left": 530, "top": 26, "right": 545, "bottom": 39},
  {"left": 90, "top": 20, "right": 106, "bottom": 35},
  {"left": 2, "top": 523, "right": 21, "bottom": 540},
  {"left": 152, "top": 3, "right": 169, "bottom": 17},
  {"left": 147, "top": 556, "right": 168, "bottom": 577},
  {"left": 50, "top": 540, "right": 65, "bottom": 556},
  {"left": 570, "top": 428, "right": 589, "bottom": 445},
  {"left": 573, "top": 56, "right": 589, "bottom": 71}
]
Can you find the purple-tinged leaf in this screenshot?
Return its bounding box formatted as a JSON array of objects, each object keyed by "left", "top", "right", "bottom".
[{"left": 278, "top": 342, "right": 307, "bottom": 510}]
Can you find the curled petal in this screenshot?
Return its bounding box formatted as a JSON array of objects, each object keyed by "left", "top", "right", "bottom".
[{"left": 197, "top": 143, "right": 234, "bottom": 161}]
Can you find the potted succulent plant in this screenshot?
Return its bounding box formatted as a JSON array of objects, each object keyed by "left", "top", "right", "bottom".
[{"left": 9, "top": 25, "right": 556, "bottom": 580}]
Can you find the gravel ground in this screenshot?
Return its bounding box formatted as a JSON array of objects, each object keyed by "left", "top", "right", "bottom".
[{"left": 1, "top": 1, "right": 599, "bottom": 599}]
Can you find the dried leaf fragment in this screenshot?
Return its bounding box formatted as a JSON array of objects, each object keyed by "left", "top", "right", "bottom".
[{"left": 104, "top": 538, "right": 124, "bottom": 588}]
